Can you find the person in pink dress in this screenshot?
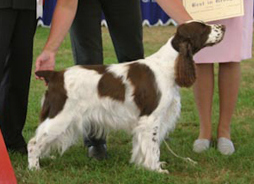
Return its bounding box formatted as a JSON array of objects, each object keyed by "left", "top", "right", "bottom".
[{"left": 193, "top": 0, "right": 253, "bottom": 155}]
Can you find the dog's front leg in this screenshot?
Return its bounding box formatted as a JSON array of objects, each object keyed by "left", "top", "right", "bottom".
[
  {"left": 27, "top": 137, "right": 40, "bottom": 170},
  {"left": 131, "top": 116, "right": 169, "bottom": 173}
]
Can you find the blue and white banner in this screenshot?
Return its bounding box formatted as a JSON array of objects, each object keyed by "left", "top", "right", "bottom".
[
  {"left": 39, "top": 0, "right": 254, "bottom": 27},
  {"left": 40, "top": 0, "right": 57, "bottom": 26},
  {"left": 140, "top": 0, "right": 176, "bottom": 26},
  {"left": 40, "top": 0, "right": 175, "bottom": 27}
]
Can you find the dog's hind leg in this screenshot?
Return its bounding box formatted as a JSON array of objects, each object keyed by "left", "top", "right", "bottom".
[
  {"left": 131, "top": 116, "right": 168, "bottom": 173},
  {"left": 28, "top": 111, "right": 80, "bottom": 170}
]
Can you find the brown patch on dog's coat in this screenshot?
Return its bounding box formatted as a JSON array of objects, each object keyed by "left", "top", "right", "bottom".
[
  {"left": 81, "top": 65, "right": 126, "bottom": 101},
  {"left": 35, "top": 71, "right": 67, "bottom": 122},
  {"left": 98, "top": 72, "right": 126, "bottom": 102},
  {"left": 127, "top": 63, "right": 161, "bottom": 116}
]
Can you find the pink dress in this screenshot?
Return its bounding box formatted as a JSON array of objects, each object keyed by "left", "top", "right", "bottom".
[{"left": 194, "top": 0, "right": 253, "bottom": 63}]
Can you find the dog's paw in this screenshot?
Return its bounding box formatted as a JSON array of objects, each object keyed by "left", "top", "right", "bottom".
[
  {"left": 159, "top": 161, "right": 168, "bottom": 168},
  {"left": 157, "top": 162, "right": 169, "bottom": 174},
  {"left": 28, "top": 159, "right": 40, "bottom": 171},
  {"left": 28, "top": 164, "right": 40, "bottom": 171},
  {"left": 158, "top": 168, "right": 169, "bottom": 174},
  {"left": 49, "top": 155, "right": 56, "bottom": 160}
]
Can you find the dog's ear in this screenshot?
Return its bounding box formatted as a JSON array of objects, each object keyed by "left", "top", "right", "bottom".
[
  {"left": 35, "top": 70, "right": 57, "bottom": 84},
  {"left": 174, "top": 42, "right": 196, "bottom": 88}
]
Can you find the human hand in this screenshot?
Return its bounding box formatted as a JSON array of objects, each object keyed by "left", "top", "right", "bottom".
[{"left": 35, "top": 50, "right": 56, "bottom": 80}]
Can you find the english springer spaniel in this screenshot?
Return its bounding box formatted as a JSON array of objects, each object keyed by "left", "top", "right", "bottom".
[{"left": 28, "top": 21, "right": 225, "bottom": 173}]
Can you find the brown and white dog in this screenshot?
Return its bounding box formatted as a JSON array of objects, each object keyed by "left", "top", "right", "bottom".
[{"left": 28, "top": 21, "right": 225, "bottom": 173}]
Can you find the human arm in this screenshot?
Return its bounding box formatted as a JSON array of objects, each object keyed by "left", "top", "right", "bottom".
[
  {"left": 156, "top": 0, "right": 192, "bottom": 24},
  {"left": 35, "top": 0, "right": 78, "bottom": 73}
]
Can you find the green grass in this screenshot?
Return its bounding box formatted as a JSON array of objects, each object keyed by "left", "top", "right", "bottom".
[{"left": 9, "top": 26, "right": 254, "bottom": 184}]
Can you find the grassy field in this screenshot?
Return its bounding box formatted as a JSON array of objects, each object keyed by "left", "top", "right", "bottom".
[{"left": 9, "top": 26, "right": 254, "bottom": 184}]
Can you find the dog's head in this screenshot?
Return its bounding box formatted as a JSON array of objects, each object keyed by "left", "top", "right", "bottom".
[{"left": 172, "top": 20, "right": 225, "bottom": 87}]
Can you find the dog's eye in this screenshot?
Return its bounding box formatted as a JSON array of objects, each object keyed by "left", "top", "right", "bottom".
[{"left": 200, "top": 25, "right": 210, "bottom": 34}]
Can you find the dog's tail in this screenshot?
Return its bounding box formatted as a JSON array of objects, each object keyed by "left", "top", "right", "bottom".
[
  {"left": 35, "top": 70, "right": 67, "bottom": 123},
  {"left": 35, "top": 70, "right": 58, "bottom": 84}
]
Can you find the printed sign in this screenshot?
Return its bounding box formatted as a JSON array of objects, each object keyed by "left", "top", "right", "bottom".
[{"left": 183, "top": 0, "right": 244, "bottom": 22}]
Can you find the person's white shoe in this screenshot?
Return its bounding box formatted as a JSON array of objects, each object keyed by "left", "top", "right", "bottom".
[
  {"left": 193, "top": 139, "right": 210, "bottom": 153},
  {"left": 217, "top": 137, "right": 235, "bottom": 155}
]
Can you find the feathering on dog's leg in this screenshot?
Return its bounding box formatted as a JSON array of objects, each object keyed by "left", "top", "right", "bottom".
[
  {"left": 28, "top": 110, "right": 80, "bottom": 170},
  {"left": 131, "top": 116, "right": 169, "bottom": 173}
]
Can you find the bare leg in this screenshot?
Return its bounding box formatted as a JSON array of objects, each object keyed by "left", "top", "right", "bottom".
[
  {"left": 194, "top": 63, "right": 214, "bottom": 140},
  {"left": 218, "top": 62, "right": 240, "bottom": 139}
]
